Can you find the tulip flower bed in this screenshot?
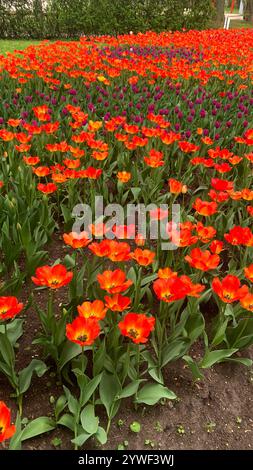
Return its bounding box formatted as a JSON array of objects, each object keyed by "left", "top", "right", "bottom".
[{"left": 0, "top": 29, "right": 253, "bottom": 450}]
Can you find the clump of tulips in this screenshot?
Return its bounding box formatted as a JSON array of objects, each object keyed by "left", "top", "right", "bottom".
[{"left": 1, "top": 29, "right": 253, "bottom": 449}]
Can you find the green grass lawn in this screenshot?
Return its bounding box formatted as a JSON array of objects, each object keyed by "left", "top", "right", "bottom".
[
  {"left": 230, "top": 19, "right": 253, "bottom": 28},
  {"left": 0, "top": 40, "right": 42, "bottom": 54},
  {"left": 225, "top": 8, "right": 240, "bottom": 14}
]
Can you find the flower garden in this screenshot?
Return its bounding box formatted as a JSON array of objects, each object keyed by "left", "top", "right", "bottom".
[{"left": 0, "top": 29, "right": 253, "bottom": 450}]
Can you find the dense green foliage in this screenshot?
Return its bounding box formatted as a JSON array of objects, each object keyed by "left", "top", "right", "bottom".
[{"left": 0, "top": 0, "right": 215, "bottom": 39}]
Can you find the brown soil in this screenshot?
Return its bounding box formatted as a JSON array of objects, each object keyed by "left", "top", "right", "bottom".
[
  {"left": 0, "top": 235, "right": 253, "bottom": 451},
  {"left": 106, "top": 349, "right": 253, "bottom": 451}
]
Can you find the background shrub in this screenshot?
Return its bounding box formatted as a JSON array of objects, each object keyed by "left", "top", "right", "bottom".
[{"left": 0, "top": 0, "right": 215, "bottom": 40}]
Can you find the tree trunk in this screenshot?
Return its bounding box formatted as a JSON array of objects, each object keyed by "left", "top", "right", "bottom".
[
  {"left": 245, "top": 0, "right": 253, "bottom": 23},
  {"left": 215, "top": 0, "right": 225, "bottom": 27}
]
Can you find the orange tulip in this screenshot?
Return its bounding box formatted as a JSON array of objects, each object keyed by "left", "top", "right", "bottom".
[
  {"left": 33, "top": 105, "right": 50, "bottom": 121},
  {"left": 0, "top": 130, "right": 14, "bottom": 141},
  {"left": 97, "top": 269, "right": 133, "bottom": 294},
  {"left": 193, "top": 198, "right": 218, "bottom": 216},
  {"left": 51, "top": 173, "right": 67, "bottom": 183},
  {"left": 77, "top": 300, "right": 107, "bottom": 320},
  {"left": 158, "top": 267, "right": 178, "bottom": 279},
  {"left": 144, "top": 149, "right": 164, "bottom": 168},
  {"left": 0, "top": 402, "right": 16, "bottom": 443},
  {"left": 32, "top": 264, "right": 73, "bottom": 289},
  {"left": 244, "top": 264, "right": 253, "bottom": 283},
  {"left": 178, "top": 141, "right": 200, "bottom": 153},
  {"left": 89, "top": 240, "right": 131, "bottom": 262},
  {"left": 89, "top": 223, "right": 110, "bottom": 237},
  {"left": 185, "top": 248, "right": 220, "bottom": 271},
  {"left": 169, "top": 178, "right": 187, "bottom": 194},
  {"left": 247, "top": 206, "right": 253, "bottom": 216},
  {"left": 104, "top": 294, "right": 131, "bottom": 312},
  {"left": 8, "top": 118, "right": 21, "bottom": 127},
  {"left": 240, "top": 292, "right": 253, "bottom": 312},
  {"left": 33, "top": 166, "right": 50, "bottom": 177},
  {"left": 63, "top": 231, "right": 91, "bottom": 249},
  {"left": 180, "top": 276, "right": 205, "bottom": 298},
  {"left": 23, "top": 156, "right": 40, "bottom": 166},
  {"left": 82, "top": 166, "right": 102, "bottom": 179},
  {"left": 135, "top": 234, "right": 146, "bottom": 246},
  {"left": 224, "top": 226, "right": 253, "bottom": 246},
  {"left": 210, "top": 240, "right": 224, "bottom": 254},
  {"left": 63, "top": 158, "right": 81, "bottom": 169},
  {"left": 66, "top": 317, "right": 100, "bottom": 346},
  {"left": 195, "top": 222, "right": 216, "bottom": 243},
  {"left": 113, "top": 224, "right": 135, "bottom": 239},
  {"left": 0, "top": 296, "right": 23, "bottom": 321},
  {"left": 212, "top": 275, "right": 248, "bottom": 303},
  {"left": 153, "top": 277, "right": 189, "bottom": 303},
  {"left": 37, "top": 183, "right": 57, "bottom": 194},
  {"left": 130, "top": 248, "right": 155, "bottom": 266},
  {"left": 118, "top": 313, "right": 155, "bottom": 344}
]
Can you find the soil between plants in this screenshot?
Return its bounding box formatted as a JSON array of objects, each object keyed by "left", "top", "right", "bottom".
[{"left": 0, "top": 235, "right": 253, "bottom": 451}]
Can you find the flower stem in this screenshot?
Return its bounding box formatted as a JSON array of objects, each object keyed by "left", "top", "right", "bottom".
[
  {"left": 17, "top": 394, "right": 23, "bottom": 417},
  {"left": 106, "top": 418, "right": 111, "bottom": 434},
  {"left": 133, "top": 267, "right": 142, "bottom": 310},
  {"left": 136, "top": 344, "right": 140, "bottom": 378},
  {"left": 47, "top": 289, "right": 54, "bottom": 334},
  {"left": 81, "top": 346, "right": 85, "bottom": 374}
]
